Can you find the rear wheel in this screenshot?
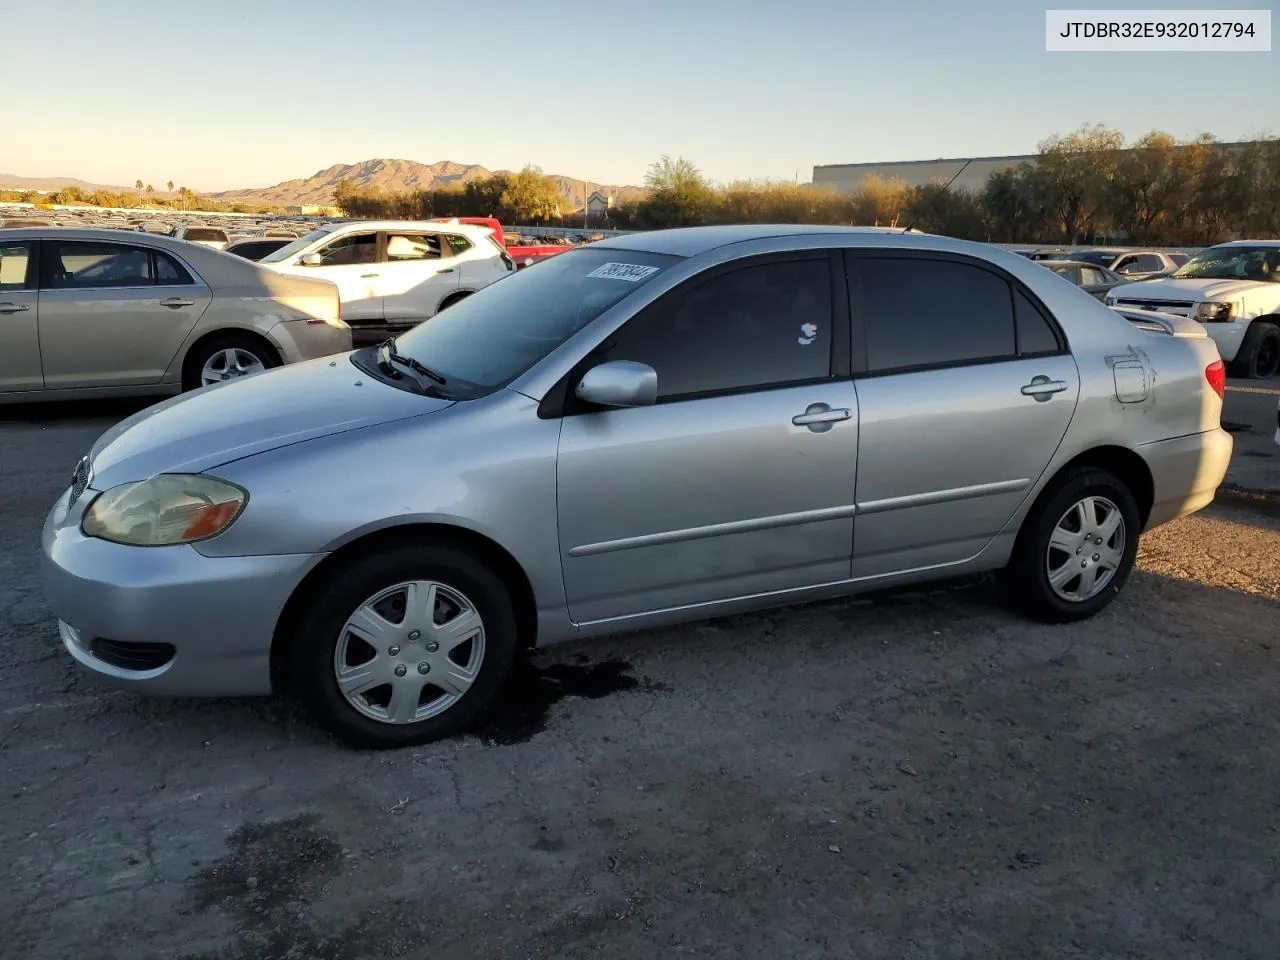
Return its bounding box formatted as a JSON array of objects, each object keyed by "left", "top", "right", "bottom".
[
  {"left": 1003, "top": 467, "right": 1140, "bottom": 623},
  {"left": 182, "top": 334, "right": 279, "bottom": 391},
  {"left": 1230, "top": 321, "right": 1280, "bottom": 379},
  {"left": 291, "top": 544, "right": 518, "bottom": 748}
]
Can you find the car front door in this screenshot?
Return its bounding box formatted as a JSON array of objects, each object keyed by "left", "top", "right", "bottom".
[
  {"left": 847, "top": 252, "right": 1079, "bottom": 578},
  {"left": 555, "top": 252, "right": 857, "bottom": 624},
  {"left": 37, "top": 240, "right": 212, "bottom": 388},
  {"left": 379, "top": 231, "right": 460, "bottom": 326},
  {"left": 0, "top": 239, "right": 42, "bottom": 392},
  {"left": 295, "top": 231, "right": 383, "bottom": 329}
]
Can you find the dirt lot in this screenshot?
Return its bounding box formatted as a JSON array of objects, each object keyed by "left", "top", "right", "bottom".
[{"left": 2, "top": 384, "right": 1278, "bottom": 960}]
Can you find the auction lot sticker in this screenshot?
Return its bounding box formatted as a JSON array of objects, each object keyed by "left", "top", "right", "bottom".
[
  {"left": 587, "top": 262, "right": 661, "bottom": 282},
  {"left": 1046, "top": 9, "right": 1271, "bottom": 51}
]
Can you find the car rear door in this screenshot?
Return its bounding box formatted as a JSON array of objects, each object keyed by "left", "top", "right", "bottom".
[
  {"left": 847, "top": 252, "right": 1079, "bottom": 577},
  {"left": 379, "top": 231, "right": 460, "bottom": 325},
  {"left": 0, "top": 239, "right": 42, "bottom": 392},
  {"left": 555, "top": 252, "right": 857, "bottom": 624},
  {"left": 37, "top": 239, "right": 212, "bottom": 387}
]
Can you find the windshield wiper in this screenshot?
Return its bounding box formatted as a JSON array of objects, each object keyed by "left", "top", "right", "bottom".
[{"left": 376, "top": 338, "right": 448, "bottom": 388}]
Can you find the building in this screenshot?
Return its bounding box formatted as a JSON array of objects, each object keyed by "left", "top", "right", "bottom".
[{"left": 813, "top": 141, "right": 1259, "bottom": 195}]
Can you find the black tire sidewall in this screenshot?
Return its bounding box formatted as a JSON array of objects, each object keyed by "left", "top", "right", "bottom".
[
  {"left": 291, "top": 544, "right": 518, "bottom": 749},
  {"left": 1009, "top": 468, "right": 1141, "bottom": 623},
  {"left": 1250, "top": 323, "right": 1280, "bottom": 379},
  {"left": 182, "top": 336, "right": 280, "bottom": 391}
]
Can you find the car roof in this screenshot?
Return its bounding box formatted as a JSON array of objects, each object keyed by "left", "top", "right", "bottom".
[
  {"left": 326, "top": 219, "right": 495, "bottom": 238},
  {"left": 1211, "top": 239, "right": 1280, "bottom": 248},
  {"left": 594, "top": 224, "right": 915, "bottom": 257},
  {"left": 1039, "top": 259, "right": 1098, "bottom": 268}
]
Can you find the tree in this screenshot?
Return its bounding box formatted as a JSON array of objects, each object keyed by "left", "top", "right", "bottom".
[
  {"left": 903, "top": 184, "right": 986, "bottom": 239},
  {"left": 135, "top": 179, "right": 144, "bottom": 193},
  {"left": 498, "top": 166, "right": 564, "bottom": 223},
  {"left": 145, "top": 184, "right": 154, "bottom": 195},
  {"left": 848, "top": 174, "right": 911, "bottom": 226},
  {"left": 1031, "top": 124, "right": 1123, "bottom": 242},
  {"left": 637, "top": 155, "right": 714, "bottom": 228},
  {"left": 167, "top": 180, "right": 174, "bottom": 194}
]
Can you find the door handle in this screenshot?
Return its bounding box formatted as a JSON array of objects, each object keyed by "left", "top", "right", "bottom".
[
  {"left": 1021, "top": 376, "right": 1069, "bottom": 401},
  {"left": 0, "top": 302, "right": 30, "bottom": 314},
  {"left": 792, "top": 404, "right": 852, "bottom": 432},
  {"left": 438, "top": 268, "right": 455, "bottom": 274},
  {"left": 160, "top": 297, "right": 194, "bottom": 309},
  {"left": 360, "top": 273, "right": 380, "bottom": 279}
]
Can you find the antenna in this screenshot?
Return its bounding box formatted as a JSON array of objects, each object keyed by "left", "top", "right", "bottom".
[{"left": 901, "top": 158, "right": 973, "bottom": 233}]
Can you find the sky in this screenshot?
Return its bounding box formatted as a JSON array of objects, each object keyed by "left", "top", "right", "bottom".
[{"left": 6, "top": 0, "right": 1277, "bottom": 191}]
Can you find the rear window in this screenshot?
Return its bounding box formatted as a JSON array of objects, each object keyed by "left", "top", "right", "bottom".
[{"left": 183, "top": 228, "right": 227, "bottom": 242}]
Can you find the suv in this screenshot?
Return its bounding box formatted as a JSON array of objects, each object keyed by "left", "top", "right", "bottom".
[
  {"left": 260, "top": 220, "right": 514, "bottom": 345},
  {"left": 1072, "top": 248, "right": 1186, "bottom": 281},
  {"left": 1106, "top": 241, "right": 1280, "bottom": 378}
]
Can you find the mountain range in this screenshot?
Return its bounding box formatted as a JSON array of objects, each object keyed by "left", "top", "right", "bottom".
[{"left": 2, "top": 159, "right": 646, "bottom": 209}]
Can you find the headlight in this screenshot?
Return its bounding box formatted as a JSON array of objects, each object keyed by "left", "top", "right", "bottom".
[
  {"left": 1194, "top": 302, "right": 1234, "bottom": 322},
  {"left": 82, "top": 475, "right": 247, "bottom": 546}
]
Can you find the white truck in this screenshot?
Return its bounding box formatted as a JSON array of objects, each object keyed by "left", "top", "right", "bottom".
[{"left": 1106, "top": 240, "right": 1280, "bottom": 379}]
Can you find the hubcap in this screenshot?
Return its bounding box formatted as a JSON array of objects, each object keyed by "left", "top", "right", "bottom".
[
  {"left": 1046, "top": 496, "right": 1125, "bottom": 602},
  {"left": 200, "top": 347, "right": 265, "bottom": 386},
  {"left": 333, "top": 580, "right": 486, "bottom": 725}
]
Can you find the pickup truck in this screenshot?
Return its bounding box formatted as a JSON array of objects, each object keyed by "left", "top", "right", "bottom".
[{"left": 429, "top": 217, "right": 569, "bottom": 269}]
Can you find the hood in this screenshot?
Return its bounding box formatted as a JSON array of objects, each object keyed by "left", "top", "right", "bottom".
[
  {"left": 88, "top": 355, "right": 453, "bottom": 489},
  {"left": 1110, "top": 276, "right": 1266, "bottom": 301}
]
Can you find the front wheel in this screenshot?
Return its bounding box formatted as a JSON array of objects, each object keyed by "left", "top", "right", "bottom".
[
  {"left": 1231, "top": 321, "right": 1280, "bottom": 380},
  {"left": 182, "top": 335, "right": 279, "bottom": 391},
  {"left": 291, "top": 544, "right": 518, "bottom": 748},
  {"left": 1002, "top": 467, "right": 1141, "bottom": 623}
]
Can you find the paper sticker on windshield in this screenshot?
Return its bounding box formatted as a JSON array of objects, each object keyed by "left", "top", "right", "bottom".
[{"left": 587, "top": 262, "right": 660, "bottom": 282}]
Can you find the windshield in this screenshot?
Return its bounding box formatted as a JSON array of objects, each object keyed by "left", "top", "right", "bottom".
[
  {"left": 260, "top": 226, "right": 337, "bottom": 263},
  {"left": 389, "top": 247, "right": 680, "bottom": 393},
  {"left": 1173, "top": 245, "right": 1280, "bottom": 282}
]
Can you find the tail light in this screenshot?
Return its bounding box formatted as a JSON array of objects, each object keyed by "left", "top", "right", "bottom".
[{"left": 1204, "top": 359, "right": 1225, "bottom": 401}]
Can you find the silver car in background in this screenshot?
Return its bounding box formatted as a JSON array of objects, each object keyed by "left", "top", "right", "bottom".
[
  {"left": 41, "top": 225, "right": 1233, "bottom": 747},
  {"left": 0, "top": 227, "right": 351, "bottom": 401}
]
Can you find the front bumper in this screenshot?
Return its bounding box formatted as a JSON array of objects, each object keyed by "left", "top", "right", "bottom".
[
  {"left": 41, "top": 488, "right": 321, "bottom": 697},
  {"left": 1141, "top": 427, "right": 1233, "bottom": 530}
]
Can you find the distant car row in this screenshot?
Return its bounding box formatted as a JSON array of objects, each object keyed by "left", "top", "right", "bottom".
[{"left": 1017, "top": 246, "right": 1190, "bottom": 281}]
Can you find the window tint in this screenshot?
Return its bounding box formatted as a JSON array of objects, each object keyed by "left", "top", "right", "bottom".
[
  {"left": 315, "top": 233, "right": 378, "bottom": 266},
  {"left": 859, "top": 257, "right": 1015, "bottom": 372},
  {"left": 1014, "top": 289, "right": 1061, "bottom": 355},
  {"left": 445, "top": 234, "right": 473, "bottom": 257},
  {"left": 50, "top": 242, "right": 153, "bottom": 288},
  {"left": 600, "top": 258, "right": 832, "bottom": 400},
  {"left": 385, "top": 233, "right": 441, "bottom": 261},
  {"left": 0, "top": 242, "right": 31, "bottom": 289},
  {"left": 1136, "top": 253, "right": 1165, "bottom": 272},
  {"left": 155, "top": 251, "right": 193, "bottom": 284},
  {"left": 1169, "top": 253, "right": 1190, "bottom": 266},
  {"left": 182, "top": 228, "right": 227, "bottom": 243}
]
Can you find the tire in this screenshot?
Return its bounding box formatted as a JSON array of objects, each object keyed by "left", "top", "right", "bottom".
[
  {"left": 182, "top": 334, "right": 280, "bottom": 391},
  {"left": 290, "top": 544, "right": 518, "bottom": 748},
  {"left": 1002, "top": 467, "right": 1141, "bottom": 623},
  {"left": 1229, "top": 321, "right": 1280, "bottom": 380}
]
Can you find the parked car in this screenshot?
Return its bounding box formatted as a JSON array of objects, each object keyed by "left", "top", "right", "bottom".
[
  {"left": 1106, "top": 241, "right": 1280, "bottom": 378},
  {"left": 260, "top": 220, "right": 514, "bottom": 346},
  {"left": 1071, "top": 248, "right": 1186, "bottom": 281},
  {"left": 429, "top": 216, "right": 566, "bottom": 269},
  {"left": 172, "top": 225, "right": 230, "bottom": 250},
  {"left": 224, "top": 237, "right": 296, "bottom": 262},
  {"left": 1, "top": 217, "right": 55, "bottom": 228},
  {"left": 0, "top": 227, "right": 350, "bottom": 401},
  {"left": 1040, "top": 259, "right": 1125, "bottom": 299},
  {"left": 40, "top": 225, "right": 1232, "bottom": 747}
]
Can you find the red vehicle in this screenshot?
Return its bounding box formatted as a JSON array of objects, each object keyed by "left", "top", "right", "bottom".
[{"left": 429, "top": 217, "right": 568, "bottom": 269}]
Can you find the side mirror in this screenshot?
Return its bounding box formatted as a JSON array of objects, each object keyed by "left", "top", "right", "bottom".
[
  {"left": 574, "top": 360, "right": 657, "bottom": 409},
  {"left": 300, "top": 252, "right": 323, "bottom": 266}
]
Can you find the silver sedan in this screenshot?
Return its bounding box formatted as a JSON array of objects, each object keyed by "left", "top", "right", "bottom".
[
  {"left": 1, "top": 227, "right": 351, "bottom": 401},
  {"left": 41, "top": 225, "right": 1233, "bottom": 747}
]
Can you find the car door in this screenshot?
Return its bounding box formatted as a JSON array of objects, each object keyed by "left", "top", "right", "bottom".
[
  {"left": 295, "top": 231, "right": 383, "bottom": 326},
  {"left": 847, "top": 252, "right": 1079, "bottom": 577},
  {"left": 379, "top": 231, "right": 461, "bottom": 325},
  {"left": 555, "top": 252, "right": 857, "bottom": 624},
  {"left": 37, "top": 239, "right": 213, "bottom": 388},
  {"left": 0, "top": 239, "right": 42, "bottom": 392}
]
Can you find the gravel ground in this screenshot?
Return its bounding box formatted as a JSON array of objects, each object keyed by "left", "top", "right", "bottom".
[{"left": 1, "top": 386, "right": 1278, "bottom": 960}]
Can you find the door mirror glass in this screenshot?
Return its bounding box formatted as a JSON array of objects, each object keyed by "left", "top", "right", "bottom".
[
  {"left": 300, "top": 252, "right": 323, "bottom": 266},
  {"left": 575, "top": 361, "right": 657, "bottom": 408}
]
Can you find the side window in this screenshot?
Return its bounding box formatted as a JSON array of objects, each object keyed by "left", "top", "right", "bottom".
[
  {"left": 1014, "top": 289, "right": 1062, "bottom": 355},
  {"left": 1081, "top": 266, "right": 1105, "bottom": 285},
  {"left": 1136, "top": 253, "right": 1165, "bottom": 272},
  {"left": 0, "top": 241, "right": 32, "bottom": 290},
  {"left": 48, "top": 242, "right": 153, "bottom": 289},
  {"left": 1049, "top": 264, "right": 1077, "bottom": 281},
  {"left": 858, "top": 257, "right": 1015, "bottom": 373},
  {"left": 155, "top": 251, "right": 194, "bottom": 285},
  {"left": 600, "top": 258, "right": 833, "bottom": 401},
  {"left": 385, "top": 233, "right": 441, "bottom": 262},
  {"left": 1170, "top": 253, "right": 1190, "bottom": 267},
  {"left": 314, "top": 233, "right": 378, "bottom": 266},
  {"left": 444, "top": 234, "right": 473, "bottom": 257},
  {"left": 1113, "top": 256, "right": 1139, "bottom": 275}
]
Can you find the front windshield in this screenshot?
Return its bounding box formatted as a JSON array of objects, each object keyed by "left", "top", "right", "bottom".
[
  {"left": 260, "top": 226, "right": 336, "bottom": 263},
  {"left": 390, "top": 247, "right": 680, "bottom": 392},
  {"left": 1173, "top": 245, "right": 1280, "bottom": 282}
]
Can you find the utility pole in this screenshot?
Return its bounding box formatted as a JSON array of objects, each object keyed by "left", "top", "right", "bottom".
[{"left": 583, "top": 179, "right": 588, "bottom": 230}]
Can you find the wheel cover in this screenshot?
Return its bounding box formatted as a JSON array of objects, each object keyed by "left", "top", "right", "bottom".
[
  {"left": 201, "top": 347, "right": 265, "bottom": 386},
  {"left": 333, "top": 580, "right": 486, "bottom": 725},
  {"left": 1045, "top": 496, "right": 1126, "bottom": 602}
]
